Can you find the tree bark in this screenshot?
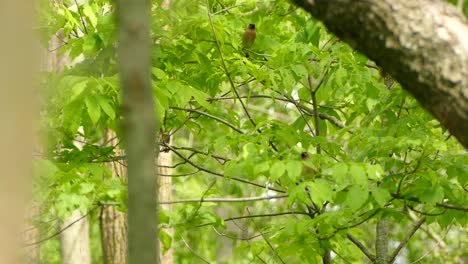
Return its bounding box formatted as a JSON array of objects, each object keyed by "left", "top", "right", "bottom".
[
  {"left": 60, "top": 210, "right": 91, "bottom": 264},
  {"left": 115, "top": 0, "right": 159, "bottom": 263},
  {"left": 375, "top": 219, "right": 389, "bottom": 264},
  {"left": 291, "top": 0, "right": 468, "bottom": 148},
  {"left": 158, "top": 136, "right": 173, "bottom": 264},
  {"left": 100, "top": 130, "right": 128, "bottom": 264}
]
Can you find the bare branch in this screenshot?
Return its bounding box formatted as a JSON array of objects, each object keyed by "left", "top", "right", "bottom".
[
  {"left": 206, "top": 1, "right": 257, "bottom": 129},
  {"left": 159, "top": 194, "right": 288, "bottom": 204},
  {"left": 23, "top": 208, "right": 96, "bottom": 247},
  {"left": 171, "top": 107, "right": 244, "bottom": 134},
  {"left": 166, "top": 145, "right": 286, "bottom": 193},
  {"left": 347, "top": 233, "right": 375, "bottom": 261},
  {"left": 247, "top": 208, "right": 286, "bottom": 264},
  {"left": 389, "top": 216, "right": 426, "bottom": 263}
]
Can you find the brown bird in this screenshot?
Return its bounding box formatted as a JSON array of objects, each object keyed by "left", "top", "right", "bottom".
[
  {"left": 301, "top": 152, "right": 317, "bottom": 180},
  {"left": 242, "top": 24, "right": 256, "bottom": 57}
]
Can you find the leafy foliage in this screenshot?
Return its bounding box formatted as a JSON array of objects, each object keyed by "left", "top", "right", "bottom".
[{"left": 35, "top": 0, "right": 467, "bottom": 263}]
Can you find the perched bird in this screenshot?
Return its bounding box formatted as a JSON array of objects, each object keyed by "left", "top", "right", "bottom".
[
  {"left": 242, "top": 24, "right": 256, "bottom": 57},
  {"left": 301, "top": 152, "right": 317, "bottom": 180}
]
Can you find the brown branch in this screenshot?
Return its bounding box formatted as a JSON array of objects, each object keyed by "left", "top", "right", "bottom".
[
  {"left": 196, "top": 211, "right": 309, "bottom": 228},
  {"left": 166, "top": 145, "right": 286, "bottom": 193},
  {"left": 159, "top": 194, "right": 288, "bottom": 204},
  {"left": 72, "top": 0, "right": 88, "bottom": 34},
  {"left": 247, "top": 208, "right": 286, "bottom": 264},
  {"left": 23, "top": 207, "right": 96, "bottom": 247},
  {"left": 206, "top": 0, "right": 257, "bottom": 129},
  {"left": 347, "top": 233, "right": 375, "bottom": 261},
  {"left": 171, "top": 107, "right": 244, "bottom": 134},
  {"left": 389, "top": 216, "right": 426, "bottom": 263}
]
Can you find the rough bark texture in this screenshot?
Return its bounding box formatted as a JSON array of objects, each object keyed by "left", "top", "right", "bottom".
[
  {"left": 100, "top": 130, "right": 128, "bottom": 264},
  {"left": 291, "top": 0, "right": 468, "bottom": 148},
  {"left": 115, "top": 0, "right": 159, "bottom": 262},
  {"left": 375, "top": 219, "right": 389, "bottom": 264}
]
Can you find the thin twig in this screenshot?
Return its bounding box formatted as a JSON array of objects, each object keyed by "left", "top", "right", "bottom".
[
  {"left": 23, "top": 207, "right": 95, "bottom": 247},
  {"left": 247, "top": 208, "right": 286, "bottom": 264},
  {"left": 171, "top": 107, "right": 243, "bottom": 134},
  {"left": 73, "top": 0, "right": 88, "bottom": 34},
  {"left": 212, "top": 4, "right": 246, "bottom": 15},
  {"left": 159, "top": 194, "right": 288, "bottom": 204},
  {"left": 196, "top": 211, "right": 308, "bottom": 227},
  {"left": 166, "top": 145, "right": 286, "bottom": 193},
  {"left": 206, "top": 0, "right": 257, "bottom": 129},
  {"left": 180, "top": 235, "right": 211, "bottom": 263},
  {"left": 389, "top": 216, "right": 426, "bottom": 263}
]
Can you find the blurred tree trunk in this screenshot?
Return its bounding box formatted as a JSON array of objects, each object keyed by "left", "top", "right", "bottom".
[
  {"left": 115, "top": 0, "right": 159, "bottom": 262},
  {"left": 60, "top": 210, "right": 91, "bottom": 264},
  {"left": 291, "top": 0, "right": 468, "bottom": 148},
  {"left": 100, "top": 130, "right": 128, "bottom": 264}
]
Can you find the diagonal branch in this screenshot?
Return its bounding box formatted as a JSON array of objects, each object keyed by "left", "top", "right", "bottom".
[
  {"left": 247, "top": 208, "right": 286, "bottom": 264},
  {"left": 347, "top": 233, "right": 375, "bottom": 261},
  {"left": 171, "top": 107, "right": 244, "bottom": 134},
  {"left": 206, "top": 0, "right": 257, "bottom": 129},
  {"left": 165, "top": 145, "right": 286, "bottom": 193},
  {"left": 389, "top": 216, "right": 426, "bottom": 263},
  {"left": 159, "top": 194, "right": 288, "bottom": 204}
]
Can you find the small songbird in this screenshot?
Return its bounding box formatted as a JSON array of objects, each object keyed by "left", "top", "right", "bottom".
[
  {"left": 242, "top": 24, "right": 256, "bottom": 56},
  {"left": 301, "top": 152, "right": 317, "bottom": 180}
]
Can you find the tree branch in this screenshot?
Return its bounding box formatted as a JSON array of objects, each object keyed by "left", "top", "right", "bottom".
[
  {"left": 346, "top": 233, "right": 375, "bottom": 261},
  {"left": 171, "top": 107, "right": 244, "bottom": 134},
  {"left": 166, "top": 145, "right": 286, "bottom": 193},
  {"left": 159, "top": 194, "right": 288, "bottom": 204},
  {"left": 389, "top": 216, "right": 426, "bottom": 263},
  {"left": 247, "top": 208, "right": 286, "bottom": 264}
]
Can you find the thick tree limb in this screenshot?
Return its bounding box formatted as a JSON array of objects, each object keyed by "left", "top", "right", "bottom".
[{"left": 291, "top": 0, "right": 468, "bottom": 148}]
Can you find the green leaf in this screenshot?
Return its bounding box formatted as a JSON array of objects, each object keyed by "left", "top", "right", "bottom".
[
  {"left": 254, "top": 161, "right": 270, "bottom": 175},
  {"left": 96, "top": 95, "right": 115, "bottom": 120},
  {"left": 419, "top": 185, "right": 444, "bottom": 206},
  {"left": 349, "top": 164, "right": 367, "bottom": 188},
  {"left": 80, "top": 183, "right": 95, "bottom": 194},
  {"left": 345, "top": 185, "right": 368, "bottom": 212},
  {"left": 85, "top": 96, "right": 101, "bottom": 124},
  {"left": 152, "top": 67, "right": 167, "bottom": 80},
  {"left": 366, "top": 164, "right": 384, "bottom": 181},
  {"left": 286, "top": 160, "right": 302, "bottom": 180},
  {"left": 270, "top": 161, "right": 285, "bottom": 181},
  {"left": 329, "top": 163, "right": 350, "bottom": 190},
  {"left": 159, "top": 229, "right": 172, "bottom": 253},
  {"left": 82, "top": 4, "right": 97, "bottom": 27},
  {"left": 370, "top": 186, "right": 391, "bottom": 207},
  {"left": 307, "top": 179, "right": 334, "bottom": 207},
  {"left": 187, "top": 86, "right": 212, "bottom": 111}
]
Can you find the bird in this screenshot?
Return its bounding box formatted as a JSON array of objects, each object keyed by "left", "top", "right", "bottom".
[
  {"left": 301, "top": 152, "right": 317, "bottom": 180},
  {"left": 242, "top": 24, "right": 256, "bottom": 57}
]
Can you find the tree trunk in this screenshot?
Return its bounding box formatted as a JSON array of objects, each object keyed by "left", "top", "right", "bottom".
[
  {"left": 60, "top": 210, "right": 91, "bottom": 264},
  {"left": 115, "top": 0, "right": 159, "bottom": 262},
  {"left": 375, "top": 219, "right": 389, "bottom": 264},
  {"left": 100, "top": 130, "right": 128, "bottom": 264},
  {"left": 158, "top": 136, "right": 173, "bottom": 264},
  {"left": 291, "top": 0, "right": 468, "bottom": 148}
]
